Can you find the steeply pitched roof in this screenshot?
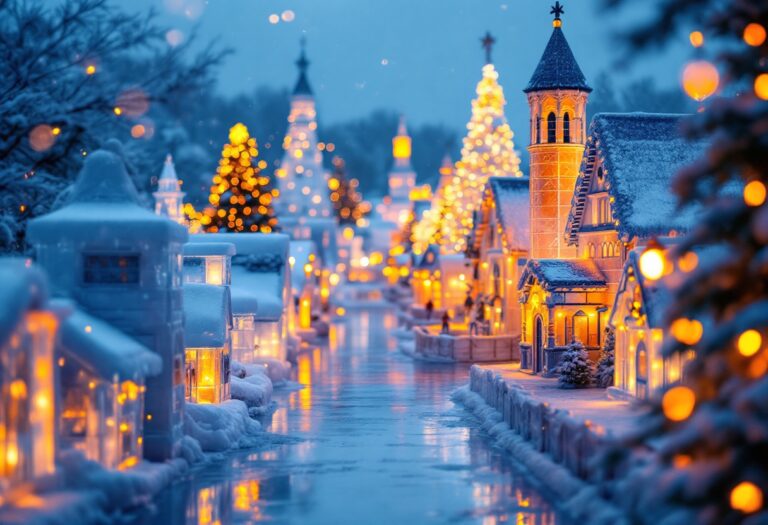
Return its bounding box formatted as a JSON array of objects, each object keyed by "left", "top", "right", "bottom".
[
  {"left": 293, "top": 47, "right": 313, "bottom": 96},
  {"left": 519, "top": 258, "right": 606, "bottom": 291},
  {"left": 567, "top": 113, "right": 709, "bottom": 243},
  {"left": 489, "top": 177, "right": 530, "bottom": 252},
  {"left": 524, "top": 27, "right": 590, "bottom": 93}
]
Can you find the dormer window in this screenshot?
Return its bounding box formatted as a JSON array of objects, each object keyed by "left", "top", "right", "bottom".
[{"left": 83, "top": 254, "right": 140, "bottom": 284}]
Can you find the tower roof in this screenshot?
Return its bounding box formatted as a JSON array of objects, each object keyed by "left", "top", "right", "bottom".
[
  {"left": 159, "top": 154, "right": 178, "bottom": 183},
  {"left": 524, "top": 19, "right": 591, "bottom": 93},
  {"left": 293, "top": 39, "right": 313, "bottom": 96}
]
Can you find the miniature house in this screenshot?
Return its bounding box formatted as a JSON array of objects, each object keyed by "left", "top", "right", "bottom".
[
  {"left": 153, "top": 154, "right": 186, "bottom": 225},
  {"left": 183, "top": 242, "right": 235, "bottom": 287},
  {"left": 28, "top": 150, "right": 188, "bottom": 461},
  {"left": 56, "top": 303, "right": 161, "bottom": 470},
  {"left": 610, "top": 247, "right": 694, "bottom": 399},
  {"left": 467, "top": 177, "right": 529, "bottom": 337},
  {"left": 190, "top": 233, "right": 291, "bottom": 364},
  {"left": 183, "top": 284, "right": 232, "bottom": 404},
  {"left": 519, "top": 112, "right": 709, "bottom": 375},
  {"left": 0, "top": 260, "right": 57, "bottom": 498}
]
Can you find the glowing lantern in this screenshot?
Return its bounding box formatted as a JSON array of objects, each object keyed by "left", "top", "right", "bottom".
[
  {"left": 731, "top": 482, "right": 763, "bottom": 514},
  {"left": 681, "top": 61, "right": 719, "bottom": 101},
  {"left": 661, "top": 386, "right": 696, "bottom": 422},
  {"left": 755, "top": 74, "right": 768, "bottom": 100},
  {"left": 85, "top": 64, "right": 97, "bottom": 75},
  {"left": 299, "top": 296, "right": 312, "bottom": 330},
  {"left": 639, "top": 245, "right": 665, "bottom": 280},
  {"left": 744, "top": 23, "right": 767, "bottom": 47},
  {"left": 737, "top": 330, "right": 762, "bottom": 357},
  {"left": 689, "top": 31, "right": 704, "bottom": 48},
  {"left": 744, "top": 180, "right": 767, "bottom": 207}
]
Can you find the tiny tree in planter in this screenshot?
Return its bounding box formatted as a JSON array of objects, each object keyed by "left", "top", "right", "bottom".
[
  {"left": 558, "top": 339, "right": 593, "bottom": 389},
  {"left": 595, "top": 327, "right": 615, "bottom": 388}
]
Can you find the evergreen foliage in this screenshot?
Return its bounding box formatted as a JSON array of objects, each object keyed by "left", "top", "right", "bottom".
[
  {"left": 595, "top": 327, "right": 615, "bottom": 388},
  {"left": 557, "top": 339, "right": 593, "bottom": 388}
]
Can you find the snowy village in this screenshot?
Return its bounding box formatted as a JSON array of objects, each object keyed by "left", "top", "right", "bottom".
[{"left": 0, "top": 0, "right": 767, "bottom": 524}]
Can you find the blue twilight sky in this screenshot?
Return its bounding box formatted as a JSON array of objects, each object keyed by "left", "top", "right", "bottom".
[{"left": 127, "top": 0, "right": 689, "bottom": 139}]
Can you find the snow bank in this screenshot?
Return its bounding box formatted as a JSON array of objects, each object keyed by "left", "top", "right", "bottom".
[
  {"left": 230, "top": 360, "right": 275, "bottom": 416},
  {"left": 0, "top": 490, "right": 106, "bottom": 525},
  {"left": 184, "top": 400, "right": 263, "bottom": 453},
  {"left": 453, "top": 382, "right": 629, "bottom": 525}
]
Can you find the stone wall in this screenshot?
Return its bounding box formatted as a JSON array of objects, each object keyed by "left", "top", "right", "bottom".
[{"left": 414, "top": 328, "right": 519, "bottom": 362}]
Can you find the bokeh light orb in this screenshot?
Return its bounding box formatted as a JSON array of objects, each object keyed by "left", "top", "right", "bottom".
[
  {"left": 744, "top": 180, "right": 767, "bottom": 207},
  {"left": 662, "top": 386, "right": 696, "bottom": 422},
  {"left": 744, "top": 23, "right": 767, "bottom": 47},
  {"left": 731, "top": 482, "right": 763, "bottom": 514},
  {"left": 29, "top": 124, "right": 56, "bottom": 152},
  {"left": 682, "top": 61, "right": 719, "bottom": 101},
  {"left": 639, "top": 247, "right": 665, "bottom": 280}
]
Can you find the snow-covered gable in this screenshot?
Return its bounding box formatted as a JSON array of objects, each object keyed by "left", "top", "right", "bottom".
[
  {"left": 489, "top": 177, "right": 530, "bottom": 252},
  {"left": 28, "top": 151, "right": 187, "bottom": 243},
  {"left": 55, "top": 300, "right": 162, "bottom": 380},
  {"left": 519, "top": 259, "right": 606, "bottom": 292},
  {"left": 230, "top": 287, "right": 260, "bottom": 317},
  {"left": 412, "top": 244, "right": 440, "bottom": 270},
  {"left": 0, "top": 258, "right": 49, "bottom": 347},
  {"left": 567, "top": 113, "right": 709, "bottom": 243},
  {"left": 183, "top": 284, "right": 231, "bottom": 348}
]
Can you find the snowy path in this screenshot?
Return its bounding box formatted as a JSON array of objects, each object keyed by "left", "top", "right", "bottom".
[{"left": 132, "top": 304, "right": 568, "bottom": 524}]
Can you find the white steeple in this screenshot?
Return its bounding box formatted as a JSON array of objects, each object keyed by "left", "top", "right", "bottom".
[{"left": 153, "top": 154, "right": 186, "bottom": 225}]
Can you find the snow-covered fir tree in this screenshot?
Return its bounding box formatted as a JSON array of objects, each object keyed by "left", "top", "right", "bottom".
[
  {"left": 602, "top": 1, "right": 768, "bottom": 523},
  {"left": 558, "top": 339, "right": 593, "bottom": 389},
  {"left": 595, "top": 327, "right": 615, "bottom": 388},
  {"left": 441, "top": 34, "right": 523, "bottom": 253},
  {"left": 0, "top": 0, "right": 220, "bottom": 252}
]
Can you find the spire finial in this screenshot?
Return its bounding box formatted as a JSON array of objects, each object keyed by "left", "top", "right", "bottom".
[
  {"left": 297, "top": 37, "right": 309, "bottom": 72},
  {"left": 481, "top": 32, "right": 495, "bottom": 64},
  {"left": 551, "top": 2, "right": 564, "bottom": 27}
]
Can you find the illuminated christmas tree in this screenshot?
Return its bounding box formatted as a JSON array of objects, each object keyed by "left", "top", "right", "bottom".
[
  {"left": 195, "top": 123, "right": 278, "bottom": 233},
  {"left": 442, "top": 33, "right": 523, "bottom": 253},
  {"left": 329, "top": 156, "right": 368, "bottom": 225}
]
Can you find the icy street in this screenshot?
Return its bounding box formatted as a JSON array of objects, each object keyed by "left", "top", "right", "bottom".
[{"left": 133, "top": 304, "right": 566, "bottom": 525}]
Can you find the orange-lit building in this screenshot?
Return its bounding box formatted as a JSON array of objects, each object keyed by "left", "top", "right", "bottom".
[
  {"left": 0, "top": 260, "right": 57, "bottom": 500},
  {"left": 467, "top": 177, "right": 529, "bottom": 338}
]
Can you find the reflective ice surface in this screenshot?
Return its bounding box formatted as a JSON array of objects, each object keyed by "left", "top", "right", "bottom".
[{"left": 136, "top": 305, "right": 566, "bottom": 525}]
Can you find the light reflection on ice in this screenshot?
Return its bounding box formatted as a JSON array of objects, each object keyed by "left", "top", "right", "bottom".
[{"left": 133, "top": 300, "right": 566, "bottom": 525}]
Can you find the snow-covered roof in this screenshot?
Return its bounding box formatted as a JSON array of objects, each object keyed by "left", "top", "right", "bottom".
[
  {"left": 190, "top": 233, "right": 289, "bottom": 267},
  {"left": 524, "top": 26, "right": 591, "bottom": 93},
  {"left": 28, "top": 151, "right": 187, "bottom": 244},
  {"left": 519, "top": 259, "right": 606, "bottom": 291},
  {"left": 567, "top": 113, "right": 709, "bottom": 243},
  {"left": 489, "top": 177, "right": 530, "bottom": 252},
  {"left": 183, "top": 284, "right": 231, "bottom": 348},
  {"left": 230, "top": 287, "right": 260, "bottom": 316},
  {"left": 56, "top": 301, "right": 162, "bottom": 380},
  {"left": 231, "top": 266, "right": 284, "bottom": 320},
  {"left": 293, "top": 45, "right": 313, "bottom": 96},
  {"left": 0, "top": 259, "right": 49, "bottom": 347},
  {"left": 183, "top": 242, "right": 236, "bottom": 257}
]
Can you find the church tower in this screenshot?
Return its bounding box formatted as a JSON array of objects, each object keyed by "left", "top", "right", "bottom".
[
  {"left": 382, "top": 116, "right": 417, "bottom": 226},
  {"left": 153, "top": 154, "right": 185, "bottom": 225},
  {"left": 276, "top": 39, "right": 332, "bottom": 231},
  {"left": 525, "top": 2, "right": 591, "bottom": 260}
]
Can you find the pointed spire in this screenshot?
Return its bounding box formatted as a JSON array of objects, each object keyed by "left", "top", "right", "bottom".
[
  {"left": 481, "top": 32, "right": 496, "bottom": 64},
  {"left": 160, "top": 154, "right": 177, "bottom": 182},
  {"left": 397, "top": 115, "right": 408, "bottom": 137},
  {"left": 524, "top": 3, "right": 591, "bottom": 93},
  {"left": 293, "top": 37, "right": 313, "bottom": 96}
]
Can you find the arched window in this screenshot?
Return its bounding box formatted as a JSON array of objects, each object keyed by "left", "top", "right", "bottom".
[
  {"left": 607, "top": 242, "right": 614, "bottom": 257},
  {"left": 563, "top": 112, "right": 571, "bottom": 144},
  {"left": 536, "top": 116, "right": 542, "bottom": 144},
  {"left": 615, "top": 242, "right": 622, "bottom": 258},
  {"left": 547, "top": 112, "right": 557, "bottom": 143},
  {"left": 601, "top": 242, "right": 608, "bottom": 258},
  {"left": 573, "top": 310, "right": 588, "bottom": 344},
  {"left": 589, "top": 243, "right": 596, "bottom": 258},
  {"left": 596, "top": 167, "right": 604, "bottom": 184}
]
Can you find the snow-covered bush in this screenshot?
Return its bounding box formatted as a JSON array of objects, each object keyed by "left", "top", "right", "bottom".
[
  {"left": 557, "top": 340, "right": 593, "bottom": 389},
  {"left": 595, "top": 328, "right": 615, "bottom": 388}
]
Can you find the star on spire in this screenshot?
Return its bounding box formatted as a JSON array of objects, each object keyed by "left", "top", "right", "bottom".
[
  {"left": 551, "top": 2, "right": 564, "bottom": 27},
  {"left": 481, "top": 32, "right": 495, "bottom": 64}
]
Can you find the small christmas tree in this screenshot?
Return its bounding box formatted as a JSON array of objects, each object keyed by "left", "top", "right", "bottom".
[
  {"left": 198, "top": 123, "right": 278, "bottom": 233},
  {"left": 328, "top": 156, "right": 368, "bottom": 225},
  {"left": 595, "top": 327, "right": 615, "bottom": 388},
  {"left": 558, "top": 339, "right": 593, "bottom": 389}
]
